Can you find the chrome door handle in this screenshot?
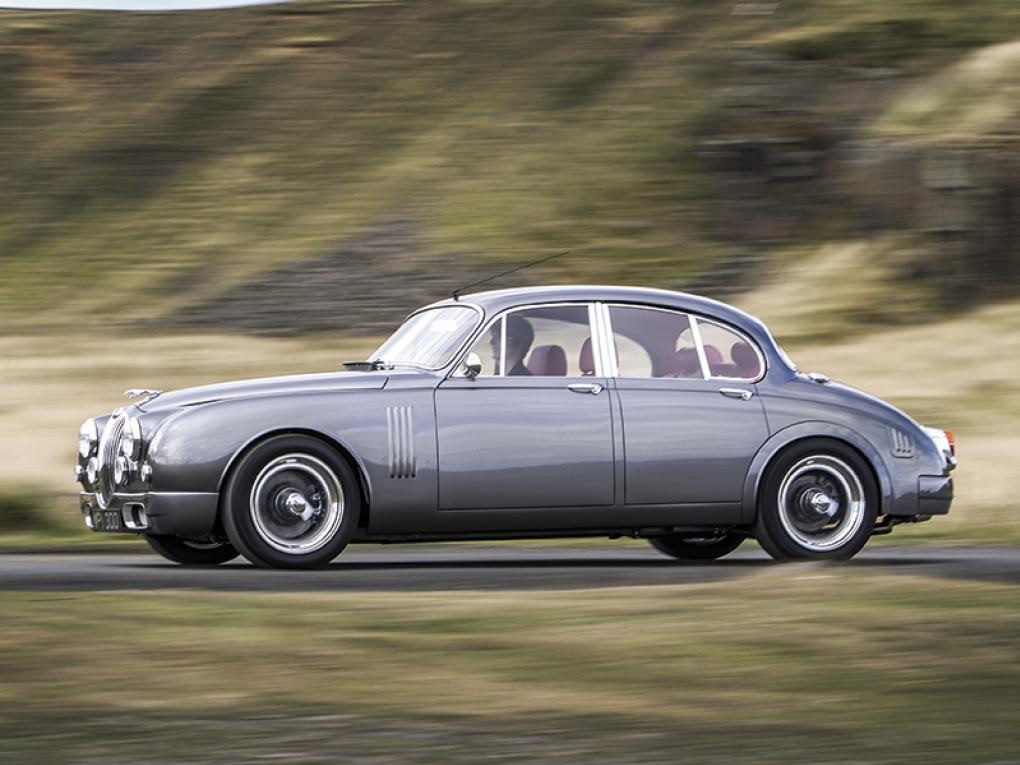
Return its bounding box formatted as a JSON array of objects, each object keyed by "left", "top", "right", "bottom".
[
  {"left": 567, "top": 383, "right": 604, "bottom": 395},
  {"left": 719, "top": 387, "right": 753, "bottom": 401}
]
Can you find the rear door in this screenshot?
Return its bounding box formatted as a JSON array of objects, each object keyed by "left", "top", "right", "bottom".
[{"left": 606, "top": 305, "right": 770, "bottom": 513}]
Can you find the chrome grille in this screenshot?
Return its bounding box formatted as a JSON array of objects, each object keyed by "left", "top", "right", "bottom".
[{"left": 96, "top": 412, "right": 125, "bottom": 507}]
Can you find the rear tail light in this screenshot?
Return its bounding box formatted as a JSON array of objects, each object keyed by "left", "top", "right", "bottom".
[{"left": 944, "top": 430, "right": 956, "bottom": 457}]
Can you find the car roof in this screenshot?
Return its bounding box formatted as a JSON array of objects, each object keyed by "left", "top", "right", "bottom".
[{"left": 426, "top": 285, "right": 767, "bottom": 334}]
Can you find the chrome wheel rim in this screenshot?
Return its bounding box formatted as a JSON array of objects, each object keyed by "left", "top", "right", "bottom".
[
  {"left": 249, "top": 453, "right": 344, "bottom": 555},
  {"left": 777, "top": 455, "right": 865, "bottom": 552}
]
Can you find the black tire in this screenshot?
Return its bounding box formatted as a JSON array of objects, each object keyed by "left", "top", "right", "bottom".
[
  {"left": 145, "top": 535, "right": 239, "bottom": 566},
  {"left": 648, "top": 532, "right": 745, "bottom": 561},
  {"left": 222, "top": 434, "right": 361, "bottom": 569},
  {"left": 753, "top": 439, "right": 878, "bottom": 561}
]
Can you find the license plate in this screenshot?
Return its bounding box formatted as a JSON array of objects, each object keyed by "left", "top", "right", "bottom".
[{"left": 93, "top": 510, "right": 124, "bottom": 532}]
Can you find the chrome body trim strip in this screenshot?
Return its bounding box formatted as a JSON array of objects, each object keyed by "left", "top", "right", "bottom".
[{"left": 689, "top": 317, "right": 711, "bottom": 381}]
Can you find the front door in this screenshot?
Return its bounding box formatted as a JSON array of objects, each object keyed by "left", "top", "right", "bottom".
[{"left": 435, "top": 303, "right": 614, "bottom": 512}]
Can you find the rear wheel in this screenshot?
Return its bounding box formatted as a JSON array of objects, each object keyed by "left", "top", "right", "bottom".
[
  {"left": 754, "top": 439, "right": 878, "bottom": 560},
  {"left": 648, "top": 532, "right": 745, "bottom": 561},
  {"left": 222, "top": 435, "right": 361, "bottom": 569},
  {"left": 145, "top": 535, "right": 239, "bottom": 566}
]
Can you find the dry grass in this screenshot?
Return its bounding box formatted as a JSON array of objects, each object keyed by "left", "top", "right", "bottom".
[{"left": 875, "top": 38, "right": 1020, "bottom": 141}]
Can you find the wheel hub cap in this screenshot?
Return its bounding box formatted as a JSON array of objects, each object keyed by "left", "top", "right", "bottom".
[
  {"left": 805, "top": 489, "right": 838, "bottom": 517},
  {"left": 282, "top": 490, "right": 316, "bottom": 521}
]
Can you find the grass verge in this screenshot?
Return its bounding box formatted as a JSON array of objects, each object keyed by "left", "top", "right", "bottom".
[{"left": 1, "top": 572, "right": 1018, "bottom": 763}]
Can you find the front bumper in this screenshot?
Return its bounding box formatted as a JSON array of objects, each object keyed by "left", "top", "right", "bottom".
[{"left": 79, "top": 491, "right": 219, "bottom": 537}]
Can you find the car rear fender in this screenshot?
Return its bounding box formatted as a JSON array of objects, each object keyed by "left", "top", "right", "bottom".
[{"left": 741, "top": 421, "right": 893, "bottom": 524}]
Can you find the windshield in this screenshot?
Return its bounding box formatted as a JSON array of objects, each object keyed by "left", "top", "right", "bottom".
[{"left": 371, "top": 305, "right": 480, "bottom": 370}]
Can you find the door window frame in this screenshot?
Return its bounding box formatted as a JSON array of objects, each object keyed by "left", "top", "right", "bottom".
[
  {"left": 601, "top": 303, "right": 767, "bottom": 383},
  {"left": 450, "top": 302, "right": 604, "bottom": 378}
]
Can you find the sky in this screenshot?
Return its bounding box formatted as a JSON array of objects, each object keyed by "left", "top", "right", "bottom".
[{"left": 0, "top": 0, "right": 288, "bottom": 9}]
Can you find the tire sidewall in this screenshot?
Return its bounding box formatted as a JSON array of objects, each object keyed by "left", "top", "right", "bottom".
[
  {"left": 145, "top": 534, "right": 239, "bottom": 566},
  {"left": 223, "top": 435, "right": 361, "bottom": 569},
  {"left": 648, "top": 533, "right": 745, "bottom": 561},
  {"left": 755, "top": 439, "right": 879, "bottom": 560}
]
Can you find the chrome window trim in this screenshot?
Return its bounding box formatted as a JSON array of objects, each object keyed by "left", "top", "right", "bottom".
[
  {"left": 594, "top": 302, "right": 618, "bottom": 378},
  {"left": 603, "top": 303, "right": 767, "bottom": 383},
  {"left": 449, "top": 301, "right": 599, "bottom": 379},
  {"left": 376, "top": 303, "right": 485, "bottom": 372},
  {"left": 587, "top": 303, "right": 606, "bottom": 377},
  {"left": 499, "top": 314, "right": 507, "bottom": 377},
  {"left": 688, "top": 315, "right": 711, "bottom": 381}
]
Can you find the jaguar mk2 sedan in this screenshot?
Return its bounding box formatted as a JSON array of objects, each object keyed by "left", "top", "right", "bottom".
[{"left": 75, "top": 286, "right": 956, "bottom": 568}]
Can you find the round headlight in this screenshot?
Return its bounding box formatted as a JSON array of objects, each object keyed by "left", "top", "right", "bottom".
[
  {"left": 114, "top": 456, "right": 130, "bottom": 487},
  {"left": 119, "top": 417, "right": 142, "bottom": 460},
  {"left": 85, "top": 457, "right": 99, "bottom": 487},
  {"left": 79, "top": 418, "right": 99, "bottom": 459}
]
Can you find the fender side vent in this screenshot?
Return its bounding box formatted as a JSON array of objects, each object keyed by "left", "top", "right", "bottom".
[
  {"left": 890, "top": 428, "right": 914, "bottom": 458},
  {"left": 387, "top": 406, "right": 417, "bottom": 479}
]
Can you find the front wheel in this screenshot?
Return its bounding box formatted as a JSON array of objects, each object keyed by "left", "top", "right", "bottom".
[
  {"left": 145, "top": 535, "right": 239, "bottom": 566},
  {"left": 648, "top": 532, "right": 745, "bottom": 561},
  {"left": 222, "top": 435, "right": 361, "bottom": 569},
  {"left": 753, "top": 439, "right": 878, "bottom": 560}
]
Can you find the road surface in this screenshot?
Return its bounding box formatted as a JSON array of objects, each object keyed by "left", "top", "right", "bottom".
[{"left": 1, "top": 544, "right": 1018, "bottom": 591}]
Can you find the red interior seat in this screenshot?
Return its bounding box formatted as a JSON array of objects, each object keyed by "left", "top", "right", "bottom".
[
  {"left": 730, "top": 341, "right": 760, "bottom": 378},
  {"left": 667, "top": 347, "right": 702, "bottom": 378},
  {"left": 528, "top": 345, "right": 567, "bottom": 376}
]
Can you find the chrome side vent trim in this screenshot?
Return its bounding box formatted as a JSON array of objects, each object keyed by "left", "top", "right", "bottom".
[
  {"left": 386, "top": 406, "right": 417, "bottom": 479},
  {"left": 890, "top": 428, "right": 914, "bottom": 458}
]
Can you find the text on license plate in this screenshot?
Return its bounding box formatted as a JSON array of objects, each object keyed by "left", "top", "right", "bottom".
[{"left": 93, "top": 510, "right": 124, "bottom": 532}]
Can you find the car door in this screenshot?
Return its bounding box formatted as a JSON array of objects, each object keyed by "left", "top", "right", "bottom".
[
  {"left": 434, "top": 303, "right": 615, "bottom": 513},
  {"left": 606, "top": 304, "right": 770, "bottom": 516}
]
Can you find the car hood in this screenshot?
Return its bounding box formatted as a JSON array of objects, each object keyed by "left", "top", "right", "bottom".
[{"left": 137, "top": 371, "right": 389, "bottom": 411}]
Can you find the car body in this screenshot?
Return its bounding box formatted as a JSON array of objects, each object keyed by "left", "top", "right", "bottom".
[{"left": 75, "top": 285, "right": 956, "bottom": 567}]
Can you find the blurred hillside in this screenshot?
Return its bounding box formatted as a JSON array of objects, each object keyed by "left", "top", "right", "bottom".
[{"left": 2, "top": 0, "right": 1020, "bottom": 337}]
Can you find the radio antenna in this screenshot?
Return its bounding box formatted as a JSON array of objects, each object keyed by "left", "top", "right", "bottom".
[{"left": 452, "top": 250, "right": 570, "bottom": 301}]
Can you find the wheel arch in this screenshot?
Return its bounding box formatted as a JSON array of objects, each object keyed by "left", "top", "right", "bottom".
[
  {"left": 741, "top": 422, "right": 892, "bottom": 524},
  {"left": 216, "top": 427, "right": 373, "bottom": 531}
]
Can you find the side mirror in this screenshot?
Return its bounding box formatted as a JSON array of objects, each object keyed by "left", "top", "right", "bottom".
[{"left": 461, "top": 352, "right": 482, "bottom": 379}]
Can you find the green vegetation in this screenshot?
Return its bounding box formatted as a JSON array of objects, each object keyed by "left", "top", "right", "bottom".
[
  {"left": 2, "top": 0, "right": 1020, "bottom": 328},
  {"left": 2, "top": 573, "right": 1018, "bottom": 762},
  {"left": 0, "top": 485, "right": 59, "bottom": 533}
]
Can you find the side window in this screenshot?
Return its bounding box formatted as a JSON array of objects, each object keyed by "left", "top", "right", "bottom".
[
  {"left": 608, "top": 305, "right": 702, "bottom": 379},
  {"left": 466, "top": 305, "right": 594, "bottom": 377},
  {"left": 696, "top": 319, "right": 763, "bottom": 380}
]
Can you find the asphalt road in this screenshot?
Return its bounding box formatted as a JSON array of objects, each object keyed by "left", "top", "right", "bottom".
[{"left": 1, "top": 544, "right": 1019, "bottom": 591}]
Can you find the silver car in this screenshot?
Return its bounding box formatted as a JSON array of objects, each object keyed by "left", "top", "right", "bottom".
[{"left": 74, "top": 286, "right": 956, "bottom": 568}]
